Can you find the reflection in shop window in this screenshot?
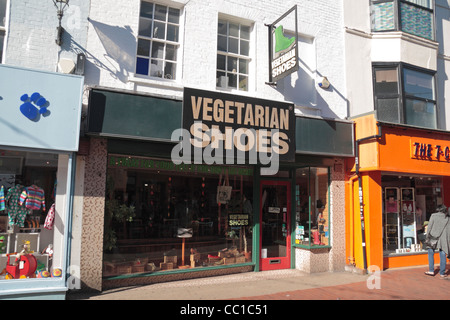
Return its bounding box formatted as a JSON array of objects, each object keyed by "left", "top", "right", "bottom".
[
  {"left": 294, "top": 167, "right": 330, "bottom": 248},
  {"left": 103, "top": 156, "right": 254, "bottom": 277}
]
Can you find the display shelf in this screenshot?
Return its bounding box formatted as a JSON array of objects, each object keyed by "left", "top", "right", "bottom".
[
  {"left": 384, "top": 187, "right": 400, "bottom": 251},
  {"left": 400, "top": 187, "right": 417, "bottom": 248}
]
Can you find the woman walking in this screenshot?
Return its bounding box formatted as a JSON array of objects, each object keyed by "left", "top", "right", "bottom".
[{"left": 424, "top": 205, "right": 450, "bottom": 279}]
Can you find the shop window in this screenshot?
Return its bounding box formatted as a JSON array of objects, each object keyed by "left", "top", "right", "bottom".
[
  {"left": 216, "top": 19, "right": 251, "bottom": 91},
  {"left": 373, "top": 63, "right": 437, "bottom": 129},
  {"left": 103, "top": 156, "right": 254, "bottom": 277},
  {"left": 0, "top": 150, "right": 67, "bottom": 280},
  {"left": 0, "top": 0, "right": 7, "bottom": 64},
  {"left": 382, "top": 175, "right": 442, "bottom": 255},
  {"left": 294, "top": 167, "right": 330, "bottom": 248},
  {"left": 371, "top": 0, "right": 434, "bottom": 40},
  {"left": 136, "top": 1, "right": 181, "bottom": 79}
]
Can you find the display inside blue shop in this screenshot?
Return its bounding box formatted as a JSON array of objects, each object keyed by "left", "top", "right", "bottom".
[{"left": 0, "top": 149, "right": 62, "bottom": 281}]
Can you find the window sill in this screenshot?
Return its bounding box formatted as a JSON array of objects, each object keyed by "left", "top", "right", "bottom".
[
  {"left": 372, "top": 31, "right": 438, "bottom": 50},
  {"left": 128, "top": 74, "right": 184, "bottom": 91},
  {"left": 293, "top": 244, "right": 331, "bottom": 250},
  {"left": 383, "top": 250, "right": 427, "bottom": 257}
]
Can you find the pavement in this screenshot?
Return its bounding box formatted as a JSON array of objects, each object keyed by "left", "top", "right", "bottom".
[{"left": 68, "top": 263, "right": 450, "bottom": 301}]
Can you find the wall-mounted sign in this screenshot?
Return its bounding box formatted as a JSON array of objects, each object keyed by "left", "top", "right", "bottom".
[
  {"left": 268, "top": 6, "right": 299, "bottom": 83},
  {"left": 0, "top": 65, "right": 83, "bottom": 152},
  {"left": 175, "top": 88, "right": 295, "bottom": 171},
  {"left": 411, "top": 141, "right": 450, "bottom": 162}
]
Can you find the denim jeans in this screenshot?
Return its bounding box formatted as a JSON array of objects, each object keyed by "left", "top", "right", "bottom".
[{"left": 428, "top": 248, "right": 447, "bottom": 275}]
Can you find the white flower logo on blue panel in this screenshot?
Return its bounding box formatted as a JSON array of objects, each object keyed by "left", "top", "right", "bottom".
[{"left": 20, "top": 92, "right": 50, "bottom": 121}]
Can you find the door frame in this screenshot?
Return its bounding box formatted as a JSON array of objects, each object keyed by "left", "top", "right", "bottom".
[{"left": 259, "top": 179, "right": 291, "bottom": 271}]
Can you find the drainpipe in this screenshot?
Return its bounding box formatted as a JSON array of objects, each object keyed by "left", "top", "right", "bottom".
[
  {"left": 354, "top": 122, "right": 382, "bottom": 272},
  {"left": 347, "top": 174, "right": 358, "bottom": 266}
]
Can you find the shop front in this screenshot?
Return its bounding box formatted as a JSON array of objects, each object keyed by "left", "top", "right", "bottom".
[
  {"left": 0, "top": 65, "right": 84, "bottom": 299},
  {"left": 346, "top": 113, "right": 450, "bottom": 272},
  {"left": 82, "top": 87, "right": 354, "bottom": 291}
]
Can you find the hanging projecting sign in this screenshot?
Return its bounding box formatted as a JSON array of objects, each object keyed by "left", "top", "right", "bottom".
[
  {"left": 268, "top": 6, "right": 299, "bottom": 83},
  {"left": 174, "top": 88, "right": 295, "bottom": 170}
]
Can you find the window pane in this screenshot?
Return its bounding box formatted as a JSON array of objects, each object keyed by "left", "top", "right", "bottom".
[
  {"left": 403, "top": 68, "right": 434, "bottom": 100},
  {"left": 164, "top": 62, "right": 176, "bottom": 79},
  {"left": 154, "top": 4, "right": 167, "bottom": 21},
  {"left": 229, "top": 23, "right": 239, "bottom": 37},
  {"left": 239, "top": 58, "right": 248, "bottom": 75},
  {"left": 400, "top": 2, "right": 433, "bottom": 40},
  {"left": 137, "top": 39, "right": 151, "bottom": 56},
  {"left": 217, "top": 35, "right": 227, "bottom": 51},
  {"left": 239, "top": 75, "right": 248, "bottom": 91},
  {"left": 227, "top": 56, "right": 237, "bottom": 72},
  {"left": 167, "top": 24, "right": 179, "bottom": 42},
  {"left": 217, "top": 54, "right": 226, "bottom": 70},
  {"left": 150, "top": 59, "right": 164, "bottom": 78},
  {"left": 376, "top": 98, "right": 400, "bottom": 123},
  {"left": 0, "top": 0, "right": 6, "bottom": 27},
  {"left": 228, "top": 37, "right": 238, "bottom": 54},
  {"left": 168, "top": 7, "right": 180, "bottom": 24},
  {"left": 153, "top": 21, "right": 166, "bottom": 39},
  {"left": 136, "top": 57, "right": 149, "bottom": 75},
  {"left": 405, "top": 99, "right": 437, "bottom": 129},
  {"left": 375, "top": 69, "right": 399, "bottom": 95},
  {"left": 241, "top": 25, "right": 250, "bottom": 40},
  {"left": 218, "top": 20, "right": 227, "bottom": 35},
  {"left": 405, "top": 0, "right": 432, "bottom": 9},
  {"left": 139, "top": 18, "right": 153, "bottom": 37},
  {"left": 165, "top": 44, "right": 177, "bottom": 61},
  {"left": 140, "top": 1, "right": 153, "bottom": 19},
  {"left": 372, "top": 1, "right": 395, "bottom": 31},
  {"left": 217, "top": 71, "right": 227, "bottom": 87},
  {"left": 240, "top": 40, "right": 249, "bottom": 56},
  {"left": 151, "top": 41, "right": 164, "bottom": 59},
  {"left": 228, "top": 73, "right": 237, "bottom": 88}
]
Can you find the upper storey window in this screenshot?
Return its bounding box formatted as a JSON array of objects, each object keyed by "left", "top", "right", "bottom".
[
  {"left": 216, "top": 19, "right": 251, "bottom": 91},
  {"left": 136, "top": 1, "right": 180, "bottom": 80},
  {"left": 373, "top": 63, "right": 437, "bottom": 129},
  {"left": 371, "top": 0, "right": 434, "bottom": 40}
]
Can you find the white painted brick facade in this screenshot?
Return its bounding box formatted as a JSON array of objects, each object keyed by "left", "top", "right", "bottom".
[
  {"left": 85, "top": 0, "right": 348, "bottom": 119},
  {"left": 4, "top": 0, "right": 89, "bottom": 73}
]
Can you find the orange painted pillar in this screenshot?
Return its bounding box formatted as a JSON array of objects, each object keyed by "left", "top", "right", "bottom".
[{"left": 347, "top": 171, "right": 384, "bottom": 271}]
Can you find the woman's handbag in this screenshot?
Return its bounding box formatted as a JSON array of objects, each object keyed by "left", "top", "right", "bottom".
[{"left": 425, "top": 235, "right": 439, "bottom": 250}]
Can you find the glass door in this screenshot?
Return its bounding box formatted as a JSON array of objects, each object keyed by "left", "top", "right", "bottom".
[{"left": 259, "top": 180, "right": 291, "bottom": 270}]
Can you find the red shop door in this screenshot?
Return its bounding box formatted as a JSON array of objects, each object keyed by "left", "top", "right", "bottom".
[{"left": 259, "top": 180, "right": 291, "bottom": 270}]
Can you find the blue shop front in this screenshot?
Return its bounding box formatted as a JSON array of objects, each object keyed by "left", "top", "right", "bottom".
[{"left": 0, "top": 64, "right": 83, "bottom": 299}]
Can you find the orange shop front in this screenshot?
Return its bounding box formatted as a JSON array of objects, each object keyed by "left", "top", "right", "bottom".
[{"left": 346, "top": 114, "right": 450, "bottom": 272}]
